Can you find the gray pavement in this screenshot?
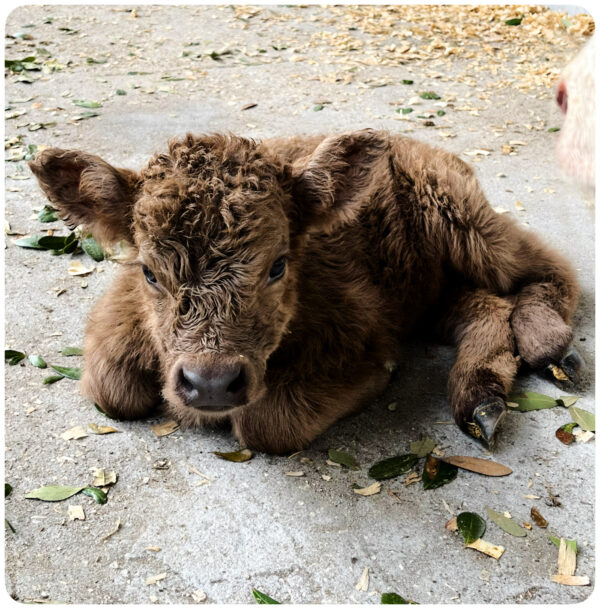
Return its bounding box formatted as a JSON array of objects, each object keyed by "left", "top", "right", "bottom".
[{"left": 4, "top": 5, "right": 595, "bottom": 604}]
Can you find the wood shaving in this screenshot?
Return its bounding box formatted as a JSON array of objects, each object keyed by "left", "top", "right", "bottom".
[{"left": 466, "top": 538, "right": 505, "bottom": 559}]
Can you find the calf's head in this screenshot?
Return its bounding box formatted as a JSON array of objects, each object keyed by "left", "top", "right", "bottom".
[{"left": 29, "top": 131, "right": 388, "bottom": 419}]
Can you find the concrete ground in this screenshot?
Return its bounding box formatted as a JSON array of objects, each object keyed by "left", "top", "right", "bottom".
[{"left": 4, "top": 4, "right": 595, "bottom": 604}]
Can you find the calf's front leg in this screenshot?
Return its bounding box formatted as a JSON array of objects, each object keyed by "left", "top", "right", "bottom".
[{"left": 82, "top": 268, "right": 161, "bottom": 419}]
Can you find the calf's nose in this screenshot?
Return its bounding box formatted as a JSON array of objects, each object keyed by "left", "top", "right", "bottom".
[{"left": 177, "top": 361, "right": 247, "bottom": 410}]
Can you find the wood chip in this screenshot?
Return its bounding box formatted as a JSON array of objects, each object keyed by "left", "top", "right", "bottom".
[
  {"left": 404, "top": 472, "right": 421, "bottom": 486},
  {"left": 67, "top": 260, "right": 95, "bottom": 276},
  {"left": 151, "top": 420, "right": 180, "bottom": 437},
  {"left": 465, "top": 538, "right": 505, "bottom": 559},
  {"left": 355, "top": 567, "right": 369, "bottom": 591},
  {"left": 445, "top": 516, "right": 458, "bottom": 531},
  {"left": 285, "top": 471, "right": 305, "bottom": 477},
  {"left": 353, "top": 481, "right": 382, "bottom": 496},
  {"left": 550, "top": 575, "right": 590, "bottom": 586},
  {"left": 145, "top": 572, "right": 167, "bottom": 586},
  {"left": 93, "top": 469, "right": 117, "bottom": 486},
  {"left": 67, "top": 505, "right": 85, "bottom": 521},
  {"left": 558, "top": 538, "right": 576, "bottom": 576}
]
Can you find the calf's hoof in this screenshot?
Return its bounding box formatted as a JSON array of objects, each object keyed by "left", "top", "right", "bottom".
[
  {"left": 465, "top": 397, "right": 507, "bottom": 450},
  {"left": 544, "top": 345, "right": 585, "bottom": 387}
]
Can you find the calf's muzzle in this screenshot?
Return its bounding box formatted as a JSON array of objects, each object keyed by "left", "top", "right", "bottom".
[{"left": 175, "top": 357, "right": 249, "bottom": 411}]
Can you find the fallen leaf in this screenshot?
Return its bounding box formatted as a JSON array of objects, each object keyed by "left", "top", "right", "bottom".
[
  {"left": 28, "top": 354, "right": 47, "bottom": 368},
  {"left": 353, "top": 481, "right": 382, "bottom": 496},
  {"left": 51, "top": 365, "right": 81, "bottom": 380},
  {"left": 5, "top": 349, "right": 26, "bottom": 365},
  {"left": 43, "top": 375, "right": 64, "bottom": 385},
  {"left": 25, "top": 485, "right": 85, "bottom": 501},
  {"left": 422, "top": 455, "right": 458, "bottom": 490},
  {"left": 81, "top": 236, "right": 105, "bottom": 262},
  {"left": 252, "top": 589, "right": 280, "bottom": 604},
  {"left": 101, "top": 518, "right": 121, "bottom": 542},
  {"left": 61, "top": 346, "right": 83, "bottom": 356},
  {"left": 381, "top": 592, "right": 417, "bottom": 604},
  {"left": 61, "top": 426, "right": 88, "bottom": 441},
  {"left": 68, "top": 260, "right": 95, "bottom": 276},
  {"left": 556, "top": 396, "right": 579, "bottom": 407},
  {"left": 368, "top": 454, "right": 418, "bottom": 480},
  {"left": 284, "top": 471, "right": 305, "bottom": 477},
  {"left": 441, "top": 456, "right": 512, "bottom": 476},
  {"left": 465, "top": 538, "right": 505, "bottom": 559},
  {"left": 507, "top": 391, "right": 557, "bottom": 411},
  {"left": 409, "top": 437, "right": 435, "bottom": 458},
  {"left": 530, "top": 506, "right": 548, "bottom": 528},
  {"left": 485, "top": 506, "right": 527, "bottom": 537},
  {"left": 445, "top": 516, "right": 458, "bottom": 531},
  {"left": 404, "top": 472, "right": 421, "bottom": 486},
  {"left": 355, "top": 567, "right": 369, "bottom": 591},
  {"left": 555, "top": 423, "right": 576, "bottom": 445},
  {"left": 214, "top": 448, "right": 253, "bottom": 462},
  {"left": 568, "top": 406, "right": 595, "bottom": 431},
  {"left": 87, "top": 423, "right": 120, "bottom": 435},
  {"left": 457, "top": 512, "right": 486, "bottom": 544},
  {"left": 151, "top": 420, "right": 180, "bottom": 437},
  {"left": 68, "top": 505, "right": 85, "bottom": 520},
  {"left": 81, "top": 487, "right": 108, "bottom": 504}
]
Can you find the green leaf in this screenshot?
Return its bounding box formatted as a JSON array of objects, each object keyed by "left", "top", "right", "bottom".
[
  {"left": 81, "top": 236, "right": 105, "bottom": 261},
  {"left": 557, "top": 395, "right": 579, "bottom": 407},
  {"left": 214, "top": 449, "right": 253, "bottom": 463},
  {"left": 548, "top": 535, "right": 578, "bottom": 554},
  {"left": 5, "top": 349, "right": 26, "bottom": 365},
  {"left": 95, "top": 403, "right": 118, "bottom": 420},
  {"left": 43, "top": 375, "right": 64, "bottom": 385},
  {"left": 456, "top": 512, "right": 486, "bottom": 544},
  {"left": 14, "top": 235, "right": 46, "bottom": 249},
  {"left": 81, "top": 487, "right": 108, "bottom": 504},
  {"left": 436, "top": 110, "right": 446, "bottom": 117},
  {"left": 5, "top": 483, "right": 13, "bottom": 497},
  {"left": 555, "top": 422, "right": 577, "bottom": 445},
  {"left": 548, "top": 127, "right": 560, "bottom": 133},
  {"left": 73, "top": 111, "right": 100, "bottom": 121},
  {"left": 422, "top": 455, "right": 458, "bottom": 490},
  {"left": 72, "top": 99, "right": 102, "bottom": 108},
  {"left": 485, "top": 506, "right": 527, "bottom": 537},
  {"left": 5, "top": 519, "right": 16, "bottom": 534},
  {"left": 114, "top": 89, "right": 127, "bottom": 96},
  {"left": 409, "top": 437, "right": 435, "bottom": 458},
  {"left": 381, "top": 592, "right": 417, "bottom": 604},
  {"left": 328, "top": 449, "right": 360, "bottom": 470},
  {"left": 419, "top": 91, "right": 440, "bottom": 100},
  {"left": 28, "top": 354, "right": 47, "bottom": 368},
  {"left": 25, "top": 485, "right": 85, "bottom": 501},
  {"left": 507, "top": 391, "right": 557, "bottom": 411},
  {"left": 369, "top": 454, "right": 418, "bottom": 480},
  {"left": 313, "top": 104, "right": 324, "bottom": 111},
  {"left": 398, "top": 107, "right": 413, "bottom": 114},
  {"left": 61, "top": 346, "right": 83, "bottom": 356},
  {"left": 50, "top": 365, "right": 82, "bottom": 380},
  {"left": 401, "top": 80, "right": 414, "bottom": 85},
  {"left": 252, "top": 589, "right": 280, "bottom": 604},
  {"left": 505, "top": 17, "right": 523, "bottom": 26},
  {"left": 86, "top": 57, "right": 107, "bottom": 64},
  {"left": 37, "top": 205, "right": 59, "bottom": 223},
  {"left": 568, "top": 406, "right": 595, "bottom": 431}
]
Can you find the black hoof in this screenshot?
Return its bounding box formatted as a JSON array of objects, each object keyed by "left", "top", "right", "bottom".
[
  {"left": 465, "top": 398, "right": 507, "bottom": 450},
  {"left": 544, "top": 346, "right": 585, "bottom": 386}
]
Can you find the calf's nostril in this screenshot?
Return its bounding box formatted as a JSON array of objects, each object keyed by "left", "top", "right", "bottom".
[{"left": 226, "top": 366, "right": 246, "bottom": 394}]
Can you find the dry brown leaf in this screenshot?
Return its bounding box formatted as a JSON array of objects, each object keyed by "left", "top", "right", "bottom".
[
  {"left": 445, "top": 516, "right": 458, "bottom": 531},
  {"left": 88, "top": 423, "right": 120, "bottom": 434},
  {"left": 353, "top": 481, "right": 382, "bottom": 496},
  {"left": 93, "top": 469, "right": 117, "bottom": 487},
  {"left": 440, "top": 455, "right": 512, "bottom": 476},
  {"left": 151, "top": 420, "right": 180, "bottom": 437},
  {"left": 466, "top": 538, "right": 505, "bottom": 559},
  {"left": 530, "top": 506, "right": 548, "bottom": 528},
  {"left": 68, "top": 260, "right": 95, "bottom": 276},
  {"left": 68, "top": 505, "right": 85, "bottom": 521},
  {"left": 551, "top": 575, "right": 590, "bottom": 586},
  {"left": 61, "top": 425, "right": 88, "bottom": 441},
  {"left": 404, "top": 472, "right": 421, "bottom": 486}
]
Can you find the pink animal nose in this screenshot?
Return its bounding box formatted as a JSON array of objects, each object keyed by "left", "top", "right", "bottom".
[
  {"left": 177, "top": 361, "right": 247, "bottom": 410},
  {"left": 556, "top": 80, "right": 568, "bottom": 114}
]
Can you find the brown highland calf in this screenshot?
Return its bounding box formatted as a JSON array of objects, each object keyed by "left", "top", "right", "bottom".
[{"left": 30, "top": 129, "right": 583, "bottom": 454}]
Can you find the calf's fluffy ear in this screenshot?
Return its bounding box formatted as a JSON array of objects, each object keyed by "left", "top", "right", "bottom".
[
  {"left": 29, "top": 148, "right": 140, "bottom": 246},
  {"left": 290, "top": 129, "right": 389, "bottom": 234}
]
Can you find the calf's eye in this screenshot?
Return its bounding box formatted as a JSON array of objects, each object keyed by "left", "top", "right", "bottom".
[
  {"left": 268, "top": 256, "right": 287, "bottom": 282},
  {"left": 142, "top": 265, "right": 158, "bottom": 286}
]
